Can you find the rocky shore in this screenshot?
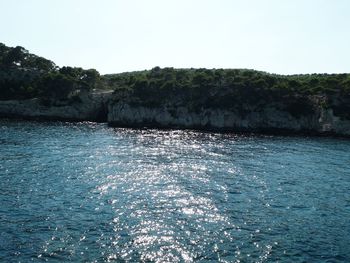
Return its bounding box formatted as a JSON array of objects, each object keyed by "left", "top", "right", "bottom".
[
  {"left": 1, "top": 43, "right": 349, "bottom": 136},
  {"left": 1, "top": 92, "right": 349, "bottom": 137},
  {"left": 0, "top": 91, "right": 112, "bottom": 122},
  {"left": 107, "top": 101, "right": 350, "bottom": 136}
]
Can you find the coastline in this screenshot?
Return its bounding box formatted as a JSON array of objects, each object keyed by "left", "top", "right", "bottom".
[{"left": 1, "top": 96, "right": 349, "bottom": 138}]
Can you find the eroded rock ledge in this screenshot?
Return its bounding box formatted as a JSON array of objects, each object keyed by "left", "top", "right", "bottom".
[
  {"left": 0, "top": 91, "right": 112, "bottom": 122},
  {"left": 107, "top": 101, "right": 350, "bottom": 136},
  {"left": 1, "top": 93, "right": 350, "bottom": 137}
]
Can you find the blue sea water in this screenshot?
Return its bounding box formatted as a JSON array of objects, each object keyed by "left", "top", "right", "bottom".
[{"left": 0, "top": 120, "right": 349, "bottom": 262}]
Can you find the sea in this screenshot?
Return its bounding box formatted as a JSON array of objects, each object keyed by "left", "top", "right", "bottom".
[{"left": 0, "top": 120, "right": 349, "bottom": 262}]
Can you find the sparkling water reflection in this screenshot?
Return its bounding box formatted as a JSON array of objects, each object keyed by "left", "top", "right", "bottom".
[{"left": 0, "top": 120, "right": 350, "bottom": 262}]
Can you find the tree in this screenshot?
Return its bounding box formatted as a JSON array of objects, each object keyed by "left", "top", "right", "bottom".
[
  {"left": 39, "top": 72, "right": 76, "bottom": 100},
  {"left": 2, "top": 46, "right": 28, "bottom": 66},
  {"left": 80, "top": 69, "right": 100, "bottom": 90}
]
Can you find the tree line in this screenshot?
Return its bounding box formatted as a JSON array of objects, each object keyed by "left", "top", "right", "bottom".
[
  {"left": 1, "top": 43, "right": 349, "bottom": 118},
  {"left": 106, "top": 67, "right": 350, "bottom": 118},
  {"left": 0, "top": 43, "right": 101, "bottom": 102}
]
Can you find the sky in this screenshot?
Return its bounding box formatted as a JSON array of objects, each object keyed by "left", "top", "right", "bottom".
[{"left": 1, "top": 0, "right": 349, "bottom": 75}]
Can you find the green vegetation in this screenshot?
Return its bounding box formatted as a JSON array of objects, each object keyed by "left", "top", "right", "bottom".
[
  {"left": 1, "top": 43, "right": 349, "bottom": 119},
  {"left": 0, "top": 43, "right": 102, "bottom": 103},
  {"left": 106, "top": 67, "right": 350, "bottom": 118}
]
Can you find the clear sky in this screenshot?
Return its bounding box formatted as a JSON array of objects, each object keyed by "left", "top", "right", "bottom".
[{"left": 1, "top": 0, "right": 349, "bottom": 75}]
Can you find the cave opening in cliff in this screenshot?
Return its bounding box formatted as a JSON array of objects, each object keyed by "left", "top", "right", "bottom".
[{"left": 96, "top": 103, "right": 108, "bottom": 122}]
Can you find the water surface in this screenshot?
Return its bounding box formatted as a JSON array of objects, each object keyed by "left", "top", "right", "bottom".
[{"left": 0, "top": 120, "right": 349, "bottom": 262}]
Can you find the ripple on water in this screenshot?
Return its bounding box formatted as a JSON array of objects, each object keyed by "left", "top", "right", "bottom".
[{"left": 0, "top": 120, "right": 350, "bottom": 262}]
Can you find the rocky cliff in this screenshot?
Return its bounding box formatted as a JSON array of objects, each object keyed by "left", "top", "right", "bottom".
[
  {"left": 107, "top": 100, "right": 350, "bottom": 136},
  {"left": 0, "top": 91, "right": 112, "bottom": 122},
  {"left": 1, "top": 92, "right": 349, "bottom": 136},
  {"left": 104, "top": 67, "right": 350, "bottom": 136},
  {"left": 1, "top": 61, "right": 350, "bottom": 136}
]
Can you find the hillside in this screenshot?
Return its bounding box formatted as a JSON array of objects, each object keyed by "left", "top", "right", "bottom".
[
  {"left": 106, "top": 67, "right": 350, "bottom": 120},
  {"left": 1, "top": 43, "right": 350, "bottom": 135},
  {"left": 0, "top": 43, "right": 102, "bottom": 104}
]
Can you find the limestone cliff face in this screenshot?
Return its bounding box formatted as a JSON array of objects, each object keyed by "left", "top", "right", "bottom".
[
  {"left": 108, "top": 101, "right": 350, "bottom": 136},
  {"left": 1, "top": 91, "right": 349, "bottom": 136},
  {"left": 0, "top": 91, "right": 112, "bottom": 122}
]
